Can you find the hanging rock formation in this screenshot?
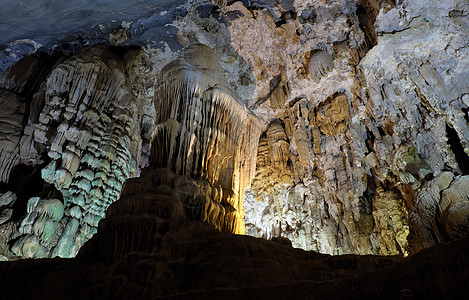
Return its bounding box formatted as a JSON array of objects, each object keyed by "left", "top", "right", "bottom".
[
  {"left": 0, "top": 56, "right": 52, "bottom": 183},
  {"left": 236, "top": 0, "right": 469, "bottom": 255},
  {"left": 0, "top": 42, "right": 260, "bottom": 259},
  {"left": 0, "top": 0, "right": 468, "bottom": 298},
  {"left": 65, "top": 44, "right": 261, "bottom": 274},
  {"left": 0, "top": 91, "right": 24, "bottom": 184},
  {"left": 78, "top": 43, "right": 261, "bottom": 263},
  {"left": 146, "top": 44, "right": 260, "bottom": 233},
  {"left": 1, "top": 171, "right": 468, "bottom": 299},
  {"left": 0, "top": 47, "right": 149, "bottom": 258}
]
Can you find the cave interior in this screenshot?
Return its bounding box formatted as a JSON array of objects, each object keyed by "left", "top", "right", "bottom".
[{"left": 0, "top": 0, "right": 469, "bottom": 299}]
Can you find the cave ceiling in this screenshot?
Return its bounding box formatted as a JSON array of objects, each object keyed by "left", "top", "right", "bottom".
[{"left": 0, "top": 0, "right": 189, "bottom": 73}]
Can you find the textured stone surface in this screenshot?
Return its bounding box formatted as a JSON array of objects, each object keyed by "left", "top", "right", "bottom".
[
  {"left": 0, "top": 37, "right": 258, "bottom": 258},
  {"left": 18, "top": 47, "right": 143, "bottom": 258},
  {"left": 238, "top": 0, "right": 469, "bottom": 255},
  {"left": 0, "top": 0, "right": 189, "bottom": 73},
  {"left": 0, "top": 47, "right": 149, "bottom": 258},
  {"left": 0, "top": 91, "right": 24, "bottom": 183},
  {"left": 0, "top": 2, "right": 468, "bottom": 298},
  {"left": 151, "top": 44, "right": 260, "bottom": 233},
  {"left": 0, "top": 0, "right": 468, "bottom": 260},
  {"left": 358, "top": 0, "right": 469, "bottom": 253},
  {"left": 150, "top": 45, "right": 260, "bottom": 233},
  {"left": 0, "top": 55, "right": 52, "bottom": 184},
  {"left": 0, "top": 192, "right": 16, "bottom": 226}
]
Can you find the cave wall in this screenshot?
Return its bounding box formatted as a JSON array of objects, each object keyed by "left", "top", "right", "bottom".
[
  {"left": 233, "top": 0, "right": 469, "bottom": 255},
  {"left": 150, "top": 44, "right": 260, "bottom": 233},
  {"left": 0, "top": 36, "right": 259, "bottom": 258}
]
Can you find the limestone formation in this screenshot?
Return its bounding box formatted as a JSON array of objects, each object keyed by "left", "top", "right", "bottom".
[
  {"left": 2, "top": 42, "right": 260, "bottom": 259},
  {"left": 0, "top": 192, "right": 16, "bottom": 226},
  {"left": 150, "top": 44, "right": 260, "bottom": 233},
  {"left": 0, "top": 181, "right": 468, "bottom": 299},
  {"left": 0, "top": 90, "right": 23, "bottom": 183},
  {"left": 236, "top": 0, "right": 469, "bottom": 255},
  {"left": 21, "top": 47, "right": 142, "bottom": 257},
  {"left": 357, "top": 0, "right": 469, "bottom": 253},
  {"left": 0, "top": 47, "right": 150, "bottom": 258},
  {"left": 0, "top": 56, "right": 51, "bottom": 183},
  {"left": 10, "top": 197, "right": 64, "bottom": 258},
  {"left": 308, "top": 50, "right": 334, "bottom": 83}
]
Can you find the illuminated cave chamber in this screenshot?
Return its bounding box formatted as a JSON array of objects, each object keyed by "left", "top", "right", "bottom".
[
  {"left": 0, "top": 0, "right": 468, "bottom": 298},
  {"left": 79, "top": 44, "right": 261, "bottom": 260},
  {"left": 120, "top": 43, "right": 260, "bottom": 236},
  {"left": 236, "top": 0, "right": 469, "bottom": 256},
  {"left": 0, "top": 0, "right": 469, "bottom": 263},
  {"left": 149, "top": 44, "right": 260, "bottom": 234}
]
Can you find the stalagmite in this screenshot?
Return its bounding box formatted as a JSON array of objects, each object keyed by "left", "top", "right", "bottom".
[
  {"left": 0, "top": 0, "right": 467, "bottom": 263},
  {"left": 234, "top": 0, "right": 469, "bottom": 255}
]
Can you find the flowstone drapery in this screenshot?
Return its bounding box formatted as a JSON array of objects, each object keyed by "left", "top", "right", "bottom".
[
  {"left": 238, "top": 0, "right": 469, "bottom": 255},
  {"left": 147, "top": 44, "right": 260, "bottom": 233}
]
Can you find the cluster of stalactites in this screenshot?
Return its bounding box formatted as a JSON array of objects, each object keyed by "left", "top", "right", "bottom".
[
  {"left": 6, "top": 47, "right": 143, "bottom": 258},
  {"left": 151, "top": 45, "right": 261, "bottom": 234}
]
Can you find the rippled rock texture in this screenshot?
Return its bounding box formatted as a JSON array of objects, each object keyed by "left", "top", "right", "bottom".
[
  {"left": 0, "top": 47, "right": 148, "bottom": 258},
  {"left": 0, "top": 1, "right": 468, "bottom": 298},
  {"left": 151, "top": 44, "right": 260, "bottom": 233},
  {"left": 0, "top": 39, "right": 259, "bottom": 258}
]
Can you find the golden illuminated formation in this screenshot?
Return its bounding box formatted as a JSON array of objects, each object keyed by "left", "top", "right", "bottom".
[{"left": 150, "top": 44, "right": 261, "bottom": 234}]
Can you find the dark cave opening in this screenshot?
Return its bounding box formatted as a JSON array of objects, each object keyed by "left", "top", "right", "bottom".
[
  {"left": 365, "top": 129, "right": 375, "bottom": 153},
  {"left": 275, "top": 10, "right": 297, "bottom": 27},
  {"left": 446, "top": 124, "right": 469, "bottom": 175},
  {"left": 356, "top": 5, "right": 378, "bottom": 53},
  {"left": 358, "top": 172, "right": 376, "bottom": 232},
  {"left": 0, "top": 158, "right": 62, "bottom": 222},
  {"left": 462, "top": 106, "right": 469, "bottom": 124}
]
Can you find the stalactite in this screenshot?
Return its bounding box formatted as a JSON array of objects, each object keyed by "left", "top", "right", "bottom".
[
  {"left": 150, "top": 44, "right": 261, "bottom": 234},
  {"left": 6, "top": 47, "right": 144, "bottom": 258},
  {"left": 0, "top": 91, "right": 23, "bottom": 183},
  {"left": 78, "top": 44, "right": 261, "bottom": 262}
]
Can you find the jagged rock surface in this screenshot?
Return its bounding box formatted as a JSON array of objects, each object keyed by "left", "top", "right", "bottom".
[
  {"left": 2, "top": 41, "right": 259, "bottom": 259},
  {"left": 0, "top": 91, "right": 23, "bottom": 184},
  {"left": 235, "top": 0, "right": 469, "bottom": 255},
  {"left": 0, "top": 0, "right": 468, "bottom": 260},
  {"left": 0, "top": 3, "right": 468, "bottom": 299},
  {"left": 0, "top": 56, "right": 51, "bottom": 183},
  {"left": 0, "top": 192, "right": 16, "bottom": 240}
]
